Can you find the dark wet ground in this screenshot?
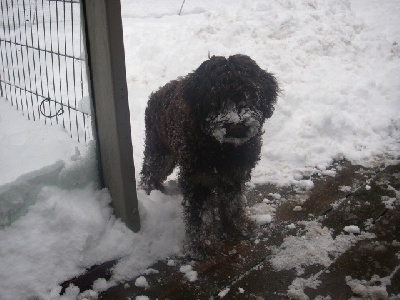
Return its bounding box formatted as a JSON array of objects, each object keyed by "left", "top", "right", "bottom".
[{"left": 62, "top": 160, "right": 400, "bottom": 299}]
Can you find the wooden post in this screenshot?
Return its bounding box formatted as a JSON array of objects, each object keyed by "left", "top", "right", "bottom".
[{"left": 81, "top": 0, "right": 140, "bottom": 232}]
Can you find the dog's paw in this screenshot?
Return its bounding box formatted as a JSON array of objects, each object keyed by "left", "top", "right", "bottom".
[
  {"left": 223, "top": 214, "right": 257, "bottom": 240},
  {"left": 138, "top": 179, "right": 165, "bottom": 195},
  {"left": 184, "top": 217, "right": 224, "bottom": 257},
  {"left": 183, "top": 234, "right": 223, "bottom": 258}
]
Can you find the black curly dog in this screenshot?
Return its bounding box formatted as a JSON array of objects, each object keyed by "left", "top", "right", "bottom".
[{"left": 141, "top": 54, "right": 279, "bottom": 255}]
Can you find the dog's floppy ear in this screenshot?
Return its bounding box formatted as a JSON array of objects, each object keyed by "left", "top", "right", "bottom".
[
  {"left": 257, "top": 69, "right": 279, "bottom": 119},
  {"left": 228, "top": 55, "right": 279, "bottom": 119}
]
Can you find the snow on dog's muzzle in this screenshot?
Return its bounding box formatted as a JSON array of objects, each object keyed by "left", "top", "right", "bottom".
[{"left": 205, "top": 105, "right": 262, "bottom": 145}]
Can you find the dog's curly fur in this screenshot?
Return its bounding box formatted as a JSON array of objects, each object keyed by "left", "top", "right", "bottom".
[{"left": 141, "top": 54, "right": 279, "bottom": 255}]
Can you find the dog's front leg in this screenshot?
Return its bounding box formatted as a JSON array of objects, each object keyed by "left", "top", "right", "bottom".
[
  {"left": 218, "top": 183, "right": 255, "bottom": 239},
  {"left": 180, "top": 170, "right": 224, "bottom": 256}
]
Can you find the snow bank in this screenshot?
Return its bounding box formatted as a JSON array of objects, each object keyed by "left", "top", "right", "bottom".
[
  {"left": 0, "top": 184, "right": 116, "bottom": 299},
  {"left": 111, "top": 189, "right": 184, "bottom": 282},
  {"left": 0, "top": 182, "right": 184, "bottom": 299},
  {"left": 0, "top": 161, "right": 64, "bottom": 227}
]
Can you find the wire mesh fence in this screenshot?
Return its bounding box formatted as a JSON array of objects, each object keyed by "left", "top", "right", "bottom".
[{"left": 0, "top": 0, "right": 91, "bottom": 142}]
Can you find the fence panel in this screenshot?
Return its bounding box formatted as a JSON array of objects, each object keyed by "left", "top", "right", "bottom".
[{"left": 0, "top": 0, "right": 91, "bottom": 142}]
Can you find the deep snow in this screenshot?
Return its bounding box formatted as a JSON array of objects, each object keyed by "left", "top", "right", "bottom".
[{"left": 0, "top": 0, "right": 399, "bottom": 299}]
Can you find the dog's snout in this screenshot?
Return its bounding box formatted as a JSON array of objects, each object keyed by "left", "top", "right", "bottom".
[{"left": 224, "top": 123, "right": 248, "bottom": 138}]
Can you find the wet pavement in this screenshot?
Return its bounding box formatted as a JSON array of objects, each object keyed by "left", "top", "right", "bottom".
[{"left": 62, "top": 160, "right": 400, "bottom": 299}]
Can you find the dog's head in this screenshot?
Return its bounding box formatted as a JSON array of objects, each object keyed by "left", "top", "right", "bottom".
[{"left": 181, "top": 54, "right": 279, "bottom": 145}]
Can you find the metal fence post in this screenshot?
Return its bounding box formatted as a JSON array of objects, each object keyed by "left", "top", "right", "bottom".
[{"left": 81, "top": 0, "right": 140, "bottom": 232}]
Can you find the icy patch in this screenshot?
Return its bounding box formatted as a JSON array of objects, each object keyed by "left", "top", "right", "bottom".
[
  {"left": 270, "top": 221, "right": 374, "bottom": 275},
  {"left": 346, "top": 275, "right": 388, "bottom": 300}
]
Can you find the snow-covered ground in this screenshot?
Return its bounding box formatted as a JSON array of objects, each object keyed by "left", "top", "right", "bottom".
[
  {"left": 124, "top": 0, "right": 400, "bottom": 187},
  {"left": 0, "top": 0, "right": 399, "bottom": 299}
]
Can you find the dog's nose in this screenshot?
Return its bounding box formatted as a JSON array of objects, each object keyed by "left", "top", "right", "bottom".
[{"left": 224, "top": 123, "right": 248, "bottom": 138}]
